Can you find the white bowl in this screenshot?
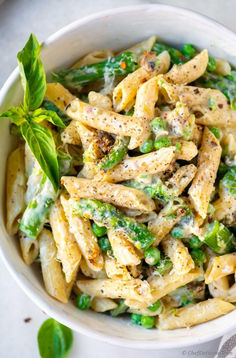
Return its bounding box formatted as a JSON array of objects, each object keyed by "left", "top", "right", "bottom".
[{"left": 0, "top": 4, "right": 236, "bottom": 350}]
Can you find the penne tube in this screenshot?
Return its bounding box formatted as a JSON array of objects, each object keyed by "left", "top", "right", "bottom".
[
  {"left": 164, "top": 50, "right": 208, "bottom": 84},
  {"left": 108, "top": 230, "right": 141, "bottom": 266},
  {"left": 113, "top": 51, "right": 170, "bottom": 113},
  {"left": 46, "top": 83, "right": 75, "bottom": 112},
  {"left": 60, "top": 194, "right": 103, "bottom": 272},
  {"left": 188, "top": 127, "right": 222, "bottom": 219},
  {"left": 158, "top": 298, "right": 234, "bottom": 330},
  {"left": 101, "top": 147, "right": 175, "bottom": 182},
  {"left": 38, "top": 229, "right": 68, "bottom": 303},
  {"left": 88, "top": 91, "right": 112, "bottom": 110},
  {"left": 104, "top": 255, "right": 131, "bottom": 280},
  {"left": 80, "top": 258, "right": 107, "bottom": 279},
  {"left": 66, "top": 98, "right": 148, "bottom": 149},
  {"left": 61, "top": 120, "right": 81, "bottom": 145},
  {"left": 50, "top": 200, "right": 81, "bottom": 283},
  {"left": 6, "top": 146, "right": 26, "bottom": 235},
  {"left": 20, "top": 233, "right": 39, "bottom": 266},
  {"left": 205, "top": 253, "right": 236, "bottom": 284},
  {"left": 149, "top": 268, "right": 202, "bottom": 302},
  {"left": 71, "top": 49, "right": 114, "bottom": 69},
  {"left": 174, "top": 140, "right": 198, "bottom": 160},
  {"left": 169, "top": 164, "right": 197, "bottom": 196},
  {"left": 77, "top": 278, "right": 152, "bottom": 302},
  {"left": 61, "top": 177, "right": 155, "bottom": 212},
  {"left": 162, "top": 235, "right": 195, "bottom": 275},
  {"left": 91, "top": 297, "right": 118, "bottom": 312}
]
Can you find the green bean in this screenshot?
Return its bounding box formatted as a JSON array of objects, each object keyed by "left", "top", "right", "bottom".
[
  {"left": 73, "top": 199, "right": 156, "bottom": 250},
  {"left": 203, "top": 220, "right": 236, "bottom": 254},
  {"left": 152, "top": 42, "right": 186, "bottom": 65},
  {"left": 98, "top": 136, "right": 130, "bottom": 171},
  {"left": 196, "top": 71, "right": 236, "bottom": 110},
  {"left": 43, "top": 100, "right": 70, "bottom": 124},
  {"left": 19, "top": 151, "right": 72, "bottom": 238},
  {"left": 111, "top": 299, "right": 128, "bottom": 317},
  {"left": 52, "top": 52, "right": 138, "bottom": 90}
]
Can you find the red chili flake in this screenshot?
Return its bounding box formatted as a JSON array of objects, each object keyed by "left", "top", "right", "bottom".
[
  {"left": 120, "top": 61, "right": 127, "bottom": 70},
  {"left": 24, "top": 317, "right": 32, "bottom": 323},
  {"left": 218, "top": 104, "right": 223, "bottom": 109},
  {"left": 181, "top": 55, "right": 186, "bottom": 61},
  {"left": 142, "top": 78, "right": 147, "bottom": 83},
  {"left": 167, "top": 183, "right": 173, "bottom": 189}
]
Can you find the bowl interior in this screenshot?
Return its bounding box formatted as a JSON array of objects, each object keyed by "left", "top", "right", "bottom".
[{"left": 0, "top": 4, "right": 236, "bottom": 349}]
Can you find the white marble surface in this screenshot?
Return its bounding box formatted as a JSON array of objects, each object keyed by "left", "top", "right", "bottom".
[{"left": 0, "top": 1, "right": 236, "bottom": 357}]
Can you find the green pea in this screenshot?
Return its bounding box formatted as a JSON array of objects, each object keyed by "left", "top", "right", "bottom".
[
  {"left": 207, "top": 56, "right": 217, "bottom": 72},
  {"left": 181, "top": 44, "right": 196, "bottom": 58},
  {"left": 150, "top": 117, "right": 167, "bottom": 134},
  {"left": 98, "top": 236, "right": 111, "bottom": 253},
  {"left": 76, "top": 294, "right": 91, "bottom": 310},
  {"left": 154, "top": 137, "right": 171, "bottom": 150},
  {"left": 189, "top": 236, "right": 202, "bottom": 249},
  {"left": 190, "top": 248, "right": 206, "bottom": 266},
  {"left": 144, "top": 247, "right": 161, "bottom": 266},
  {"left": 209, "top": 126, "right": 221, "bottom": 139},
  {"left": 147, "top": 300, "right": 163, "bottom": 313},
  {"left": 139, "top": 138, "right": 154, "bottom": 153},
  {"left": 92, "top": 223, "right": 107, "bottom": 237},
  {"left": 131, "top": 313, "right": 142, "bottom": 325},
  {"left": 140, "top": 316, "right": 155, "bottom": 329},
  {"left": 171, "top": 226, "right": 184, "bottom": 239}
]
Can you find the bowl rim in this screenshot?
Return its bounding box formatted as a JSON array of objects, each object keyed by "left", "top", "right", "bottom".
[{"left": 1, "top": 3, "right": 236, "bottom": 349}]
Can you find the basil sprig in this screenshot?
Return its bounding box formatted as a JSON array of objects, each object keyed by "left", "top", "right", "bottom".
[
  {"left": 37, "top": 318, "right": 73, "bottom": 358},
  {"left": 0, "top": 34, "right": 65, "bottom": 191}
]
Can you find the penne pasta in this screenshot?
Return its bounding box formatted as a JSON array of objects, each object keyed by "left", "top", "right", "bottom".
[
  {"left": 101, "top": 147, "right": 175, "bottom": 182},
  {"left": 158, "top": 298, "right": 234, "bottom": 330},
  {"left": 66, "top": 98, "right": 148, "bottom": 149},
  {"left": 60, "top": 194, "right": 104, "bottom": 272},
  {"left": 50, "top": 200, "right": 81, "bottom": 283},
  {"left": 91, "top": 297, "right": 118, "bottom": 312},
  {"left": 205, "top": 253, "right": 236, "bottom": 284},
  {"left": 61, "top": 177, "right": 155, "bottom": 212},
  {"left": 164, "top": 49, "right": 208, "bottom": 84},
  {"left": 108, "top": 230, "right": 141, "bottom": 266},
  {"left": 162, "top": 235, "right": 195, "bottom": 275},
  {"left": 38, "top": 229, "right": 68, "bottom": 303},
  {"left": 6, "top": 146, "right": 26, "bottom": 235},
  {"left": 188, "top": 127, "right": 222, "bottom": 219},
  {"left": 77, "top": 278, "right": 152, "bottom": 302},
  {"left": 149, "top": 268, "right": 202, "bottom": 302},
  {"left": 104, "top": 255, "right": 131, "bottom": 280}
]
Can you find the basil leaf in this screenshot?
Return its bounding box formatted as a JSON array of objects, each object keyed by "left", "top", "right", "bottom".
[
  {"left": 0, "top": 106, "right": 26, "bottom": 125},
  {"left": 31, "top": 108, "right": 66, "bottom": 128},
  {"left": 17, "top": 33, "right": 46, "bottom": 111},
  {"left": 21, "top": 121, "right": 59, "bottom": 191},
  {"left": 37, "top": 318, "right": 73, "bottom": 358}
]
